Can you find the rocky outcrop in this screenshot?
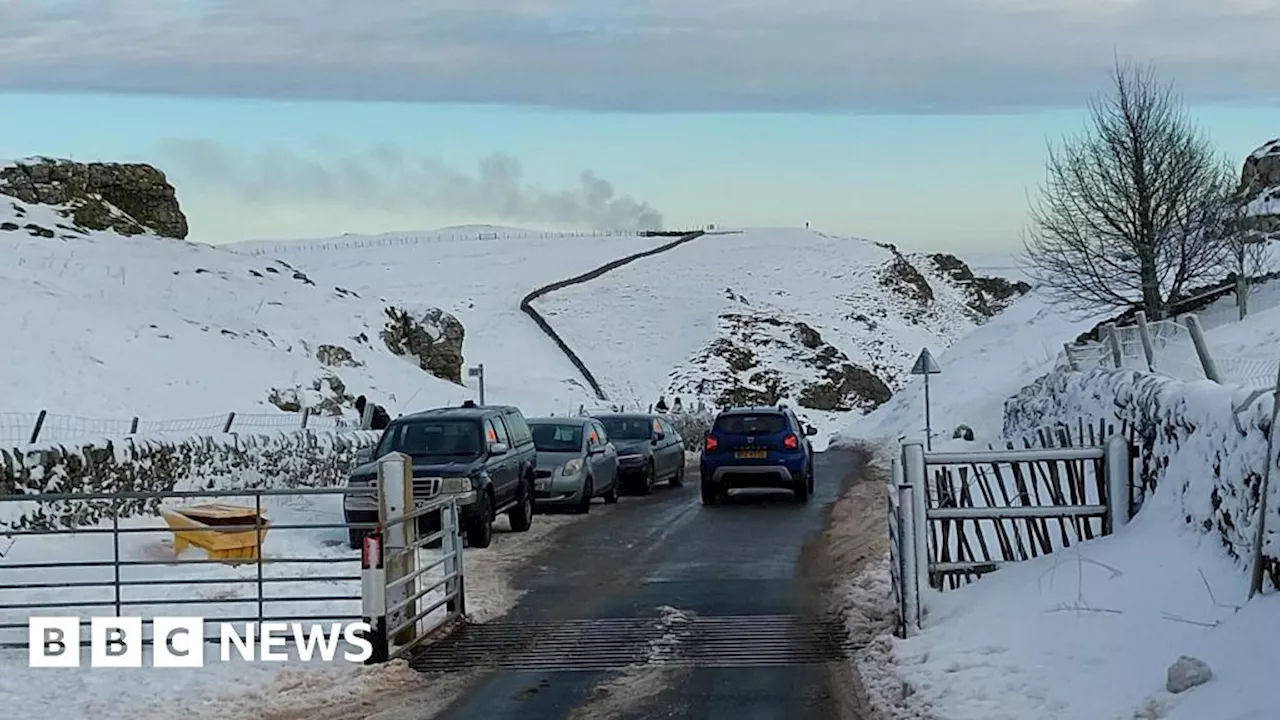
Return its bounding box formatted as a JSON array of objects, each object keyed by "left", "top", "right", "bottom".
[
  {"left": 1240, "top": 138, "right": 1280, "bottom": 237},
  {"left": 928, "top": 253, "right": 1032, "bottom": 317},
  {"left": 268, "top": 374, "right": 355, "bottom": 416},
  {"left": 380, "top": 306, "right": 465, "bottom": 384},
  {"left": 879, "top": 252, "right": 935, "bottom": 308},
  {"left": 668, "top": 311, "right": 891, "bottom": 413},
  {"left": 0, "top": 157, "right": 188, "bottom": 238}
]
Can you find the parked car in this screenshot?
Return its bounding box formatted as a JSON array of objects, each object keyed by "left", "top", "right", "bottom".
[
  {"left": 527, "top": 417, "right": 620, "bottom": 512},
  {"left": 343, "top": 404, "right": 538, "bottom": 549},
  {"left": 590, "top": 412, "right": 685, "bottom": 494},
  {"left": 699, "top": 404, "right": 818, "bottom": 505}
]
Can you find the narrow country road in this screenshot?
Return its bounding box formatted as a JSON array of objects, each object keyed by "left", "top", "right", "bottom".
[{"left": 414, "top": 449, "right": 874, "bottom": 720}]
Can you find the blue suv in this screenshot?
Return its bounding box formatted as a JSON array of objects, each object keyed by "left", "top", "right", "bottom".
[{"left": 699, "top": 404, "right": 818, "bottom": 505}]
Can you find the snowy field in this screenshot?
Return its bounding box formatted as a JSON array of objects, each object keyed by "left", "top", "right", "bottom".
[
  {"left": 839, "top": 281, "right": 1280, "bottom": 719},
  {"left": 0, "top": 199, "right": 470, "bottom": 426},
  {"left": 226, "top": 226, "right": 670, "bottom": 416}
]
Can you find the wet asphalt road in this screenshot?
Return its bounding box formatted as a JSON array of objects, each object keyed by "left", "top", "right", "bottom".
[{"left": 420, "top": 450, "right": 863, "bottom": 720}]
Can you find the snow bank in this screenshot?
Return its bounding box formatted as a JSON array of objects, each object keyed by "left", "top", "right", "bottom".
[
  {"left": 854, "top": 360, "right": 1280, "bottom": 720},
  {"left": 837, "top": 288, "right": 1106, "bottom": 447},
  {"left": 883, "top": 485, "right": 1279, "bottom": 720}
]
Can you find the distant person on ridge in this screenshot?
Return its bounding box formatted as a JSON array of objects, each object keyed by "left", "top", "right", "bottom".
[
  {"left": 672, "top": 396, "right": 683, "bottom": 413},
  {"left": 655, "top": 396, "right": 669, "bottom": 413}
]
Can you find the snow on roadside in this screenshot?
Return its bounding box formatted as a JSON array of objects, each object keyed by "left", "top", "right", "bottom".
[
  {"left": 835, "top": 280, "right": 1280, "bottom": 720},
  {"left": 837, "top": 288, "right": 1107, "bottom": 446},
  {"left": 880, "top": 487, "right": 1278, "bottom": 720}
]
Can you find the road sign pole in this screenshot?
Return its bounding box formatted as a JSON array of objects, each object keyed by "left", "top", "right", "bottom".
[
  {"left": 467, "top": 364, "right": 486, "bottom": 405},
  {"left": 909, "top": 347, "right": 942, "bottom": 451},
  {"left": 923, "top": 373, "right": 932, "bottom": 451}
]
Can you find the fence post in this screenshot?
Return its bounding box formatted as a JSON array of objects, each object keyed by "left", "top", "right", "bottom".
[
  {"left": 902, "top": 441, "right": 932, "bottom": 591},
  {"left": 1179, "top": 314, "right": 1221, "bottom": 383},
  {"left": 1103, "top": 322, "right": 1123, "bottom": 368},
  {"left": 1062, "top": 343, "right": 1079, "bottom": 371},
  {"left": 898, "top": 484, "right": 921, "bottom": 634},
  {"left": 1103, "top": 433, "right": 1132, "bottom": 534},
  {"left": 223, "top": 412, "right": 236, "bottom": 433},
  {"left": 29, "top": 409, "right": 46, "bottom": 444},
  {"left": 129, "top": 416, "right": 139, "bottom": 434},
  {"left": 300, "top": 407, "right": 310, "bottom": 429},
  {"left": 1134, "top": 311, "right": 1155, "bottom": 371}
]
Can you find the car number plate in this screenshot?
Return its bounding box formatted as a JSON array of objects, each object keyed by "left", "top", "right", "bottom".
[{"left": 735, "top": 450, "right": 767, "bottom": 459}]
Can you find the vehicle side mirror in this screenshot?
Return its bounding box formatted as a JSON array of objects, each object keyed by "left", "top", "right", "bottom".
[
  {"left": 489, "top": 442, "right": 509, "bottom": 456},
  {"left": 652, "top": 431, "right": 664, "bottom": 444},
  {"left": 804, "top": 426, "right": 818, "bottom": 437},
  {"left": 355, "top": 447, "right": 373, "bottom": 464}
]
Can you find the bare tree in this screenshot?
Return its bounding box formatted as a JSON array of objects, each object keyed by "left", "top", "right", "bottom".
[
  {"left": 1022, "top": 60, "right": 1235, "bottom": 319},
  {"left": 1224, "top": 200, "right": 1271, "bottom": 320}
]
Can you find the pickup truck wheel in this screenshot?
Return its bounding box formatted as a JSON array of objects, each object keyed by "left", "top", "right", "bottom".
[
  {"left": 508, "top": 479, "right": 534, "bottom": 532},
  {"left": 466, "top": 492, "right": 494, "bottom": 548},
  {"left": 348, "top": 529, "right": 368, "bottom": 550}
]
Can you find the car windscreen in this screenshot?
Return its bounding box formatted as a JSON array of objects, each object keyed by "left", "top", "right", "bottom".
[
  {"left": 597, "top": 417, "right": 652, "bottom": 440},
  {"left": 714, "top": 413, "right": 787, "bottom": 435},
  {"left": 378, "top": 419, "right": 483, "bottom": 458},
  {"left": 531, "top": 423, "right": 583, "bottom": 453}
]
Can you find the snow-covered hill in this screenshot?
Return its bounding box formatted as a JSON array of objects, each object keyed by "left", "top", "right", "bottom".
[
  {"left": 225, "top": 227, "right": 672, "bottom": 415},
  {"left": 528, "top": 229, "right": 1028, "bottom": 439},
  {"left": 2, "top": 183, "right": 1026, "bottom": 446},
  {"left": 0, "top": 198, "right": 472, "bottom": 426}
]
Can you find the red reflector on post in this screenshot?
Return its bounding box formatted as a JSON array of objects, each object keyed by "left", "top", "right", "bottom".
[{"left": 362, "top": 534, "right": 382, "bottom": 569}]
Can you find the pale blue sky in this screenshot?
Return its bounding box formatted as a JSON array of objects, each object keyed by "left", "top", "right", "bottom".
[{"left": 0, "top": 1, "right": 1277, "bottom": 250}]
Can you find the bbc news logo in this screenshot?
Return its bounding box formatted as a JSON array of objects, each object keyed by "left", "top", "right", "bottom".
[{"left": 28, "top": 617, "right": 374, "bottom": 667}]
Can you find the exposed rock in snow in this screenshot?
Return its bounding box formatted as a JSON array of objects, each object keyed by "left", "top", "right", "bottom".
[
  {"left": 1166, "top": 655, "right": 1213, "bottom": 694},
  {"left": 379, "top": 305, "right": 466, "bottom": 384}
]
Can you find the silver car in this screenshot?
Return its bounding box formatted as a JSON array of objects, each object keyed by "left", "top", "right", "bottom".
[{"left": 527, "top": 417, "right": 620, "bottom": 513}]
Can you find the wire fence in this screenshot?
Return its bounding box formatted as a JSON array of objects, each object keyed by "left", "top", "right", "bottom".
[
  {"left": 0, "top": 408, "right": 358, "bottom": 449},
  {"left": 1062, "top": 312, "right": 1280, "bottom": 388},
  {"left": 229, "top": 230, "right": 652, "bottom": 257}
]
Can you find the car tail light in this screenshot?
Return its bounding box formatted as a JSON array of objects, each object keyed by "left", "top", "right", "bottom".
[
  {"left": 783, "top": 433, "right": 798, "bottom": 449},
  {"left": 705, "top": 435, "right": 718, "bottom": 451}
]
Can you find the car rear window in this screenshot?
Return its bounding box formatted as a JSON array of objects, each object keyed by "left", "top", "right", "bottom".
[
  {"left": 531, "top": 423, "right": 584, "bottom": 453},
  {"left": 714, "top": 414, "right": 786, "bottom": 435}
]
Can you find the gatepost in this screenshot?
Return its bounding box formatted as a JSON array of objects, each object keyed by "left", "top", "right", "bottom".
[{"left": 377, "top": 452, "right": 419, "bottom": 648}]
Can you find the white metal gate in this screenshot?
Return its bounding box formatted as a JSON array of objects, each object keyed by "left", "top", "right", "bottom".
[
  {"left": 360, "top": 452, "right": 466, "bottom": 661},
  {"left": 888, "top": 435, "right": 1132, "bottom": 632}
]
